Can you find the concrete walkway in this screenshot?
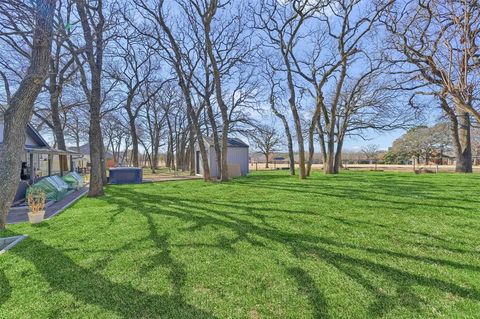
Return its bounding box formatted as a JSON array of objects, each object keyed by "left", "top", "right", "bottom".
[{"left": 7, "top": 187, "right": 88, "bottom": 224}]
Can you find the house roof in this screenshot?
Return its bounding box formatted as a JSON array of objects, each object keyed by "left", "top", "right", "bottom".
[
  {"left": 26, "top": 124, "right": 49, "bottom": 148},
  {"left": 0, "top": 116, "right": 81, "bottom": 156},
  {"left": 1, "top": 113, "right": 49, "bottom": 148},
  {"left": 203, "top": 136, "right": 249, "bottom": 148}
]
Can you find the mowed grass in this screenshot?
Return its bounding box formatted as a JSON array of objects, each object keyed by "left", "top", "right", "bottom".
[{"left": 1, "top": 171, "right": 480, "bottom": 318}]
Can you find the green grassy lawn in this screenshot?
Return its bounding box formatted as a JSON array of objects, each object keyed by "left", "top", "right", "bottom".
[{"left": 1, "top": 171, "right": 480, "bottom": 318}]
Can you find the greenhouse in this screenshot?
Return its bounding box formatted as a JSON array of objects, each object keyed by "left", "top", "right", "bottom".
[
  {"left": 29, "top": 176, "right": 69, "bottom": 201},
  {"left": 62, "top": 172, "right": 84, "bottom": 190}
]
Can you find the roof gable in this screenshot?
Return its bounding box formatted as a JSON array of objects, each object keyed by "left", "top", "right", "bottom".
[
  {"left": 0, "top": 114, "right": 49, "bottom": 148},
  {"left": 26, "top": 124, "right": 49, "bottom": 147}
]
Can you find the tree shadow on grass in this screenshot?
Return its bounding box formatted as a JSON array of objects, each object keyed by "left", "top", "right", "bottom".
[
  {"left": 0, "top": 269, "right": 12, "bottom": 308},
  {"left": 98, "top": 182, "right": 480, "bottom": 317},
  {"left": 106, "top": 188, "right": 480, "bottom": 272},
  {"left": 137, "top": 206, "right": 187, "bottom": 295},
  {"left": 12, "top": 235, "right": 216, "bottom": 318},
  {"left": 236, "top": 172, "right": 480, "bottom": 209},
  {"left": 287, "top": 267, "right": 330, "bottom": 319},
  {"left": 234, "top": 181, "right": 475, "bottom": 212}
]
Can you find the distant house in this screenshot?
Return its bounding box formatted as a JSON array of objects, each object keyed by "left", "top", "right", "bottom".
[
  {"left": 429, "top": 150, "right": 456, "bottom": 165},
  {"left": 195, "top": 137, "right": 249, "bottom": 179},
  {"left": 68, "top": 144, "right": 116, "bottom": 170}
]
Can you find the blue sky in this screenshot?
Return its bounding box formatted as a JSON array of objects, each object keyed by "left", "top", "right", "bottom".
[{"left": 342, "top": 130, "right": 404, "bottom": 151}]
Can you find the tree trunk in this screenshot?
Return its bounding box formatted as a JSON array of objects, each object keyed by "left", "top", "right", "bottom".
[
  {"left": 187, "top": 114, "right": 196, "bottom": 176},
  {"left": 128, "top": 116, "right": 139, "bottom": 167},
  {"left": 205, "top": 98, "right": 222, "bottom": 178},
  {"left": 325, "top": 63, "right": 347, "bottom": 175},
  {"left": 220, "top": 124, "right": 229, "bottom": 181},
  {"left": 324, "top": 134, "right": 335, "bottom": 174},
  {"left": 89, "top": 106, "right": 104, "bottom": 195},
  {"left": 189, "top": 135, "right": 195, "bottom": 176},
  {"left": 455, "top": 110, "right": 473, "bottom": 173},
  {"left": 204, "top": 18, "right": 229, "bottom": 182},
  {"left": 307, "top": 97, "right": 322, "bottom": 176},
  {"left": 101, "top": 142, "right": 108, "bottom": 185},
  {"left": 265, "top": 153, "right": 269, "bottom": 168},
  {"left": 166, "top": 116, "right": 176, "bottom": 171},
  {"left": 50, "top": 87, "right": 68, "bottom": 172},
  {"left": 0, "top": 0, "right": 56, "bottom": 231},
  {"left": 441, "top": 97, "right": 473, "bottom": 173},
  {"left": 306, "top": 126, "right": 315, "bottom": 176},
  {"left": 286, "top": 131, "right": 295, "bottom": 176},
  {"left": 270, "top": 92, "right": 295, "bottom": 176},
  {"left": 333, "top": 135, "right": 345, "bottom": 174},
  {"left": 151, "top": 128, "right": 160, "bottom": 172},
  {"left": 287, "top": 88, "right": 306, "bottom": 179},
  {"left": 75, "top": 0, "right": 105, "bottom": 196},
  {"left": 316, "top": 122, "right": 328, "bottom": 170}
]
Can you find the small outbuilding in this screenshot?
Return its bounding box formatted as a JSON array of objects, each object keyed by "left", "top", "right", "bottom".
[{"left": 195, "top": 137, "right": 249, "bottom": 179}]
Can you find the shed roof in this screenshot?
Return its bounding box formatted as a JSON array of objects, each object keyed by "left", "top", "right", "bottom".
[{"left": 203, "top": 136, "right": 249, "bottom": 148}]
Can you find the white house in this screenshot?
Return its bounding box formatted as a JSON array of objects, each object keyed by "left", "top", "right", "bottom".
[
  {"left": 195, "top": 137, "right": 249, "bottom": 179},
  {"left": 0, "top": 114, "right": 81, "bottom": 201}
]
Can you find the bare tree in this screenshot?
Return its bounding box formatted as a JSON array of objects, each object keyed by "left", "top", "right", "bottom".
[
  {"left": 361, "top": 144, "right": 380, "bottom": 165},
  {"left": 383, "top": 0, "right": 480, "bottom": 172},
  {"left": 65, "top": 104, "right": 89, "bottom": 150},
  {"left": 71, "top": 0, "right": 108, "bottom": 195},
  {"left": 248, "top": 123, "right": 282, "bottom": 168},
  {"left": 255, "top": 0, "right": 327, "bottom": 179},
  {"left": 106, "top": 17, "right": 159, "bottom": 167},
  {"left": 102, "top": 111, "right": 129, "bottom": 165},
  {"left": 185, "top": 0, "right": 255, "bottom": 181},
  {"left": 285, "top": 0, "right": 394, "bottom": 175},
  {"left": 139, "top": 82, "right": 168, "bottom": 173},
  {"left": 0, "top": 0, "right": 57, "bottom": 230},
  {"left": 263, "top": 64, "right": 296, "bottom": 175},
  {"left": 47, "top": 1, "right": 78, "bottom": 172},
  {"left": 132, "top": 0, "right": 211, "bottom": 180}
]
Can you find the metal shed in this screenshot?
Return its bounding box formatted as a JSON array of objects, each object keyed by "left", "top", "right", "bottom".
[{"left": 195, "top": 137, "right": 249, "bottom": 179}]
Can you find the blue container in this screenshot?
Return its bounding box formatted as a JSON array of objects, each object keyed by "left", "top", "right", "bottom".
[{"left": 109, "top": 168, "right": 143, "bottom": 184}]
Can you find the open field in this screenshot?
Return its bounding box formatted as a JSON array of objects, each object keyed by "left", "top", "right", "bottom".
[
  {"left": 250, "top": 163, "right": 480, "bottom": 173},
  {"left": 1, "top": 171, "right": 480, "bottom": 318}
]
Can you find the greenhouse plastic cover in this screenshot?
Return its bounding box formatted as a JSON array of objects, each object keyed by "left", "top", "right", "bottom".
[
  {"left": 28, "top": 176, "right": 69, "bottom": 201},
  {"left": 62, "top": 172, "right": 83, "bottom": 190}
]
